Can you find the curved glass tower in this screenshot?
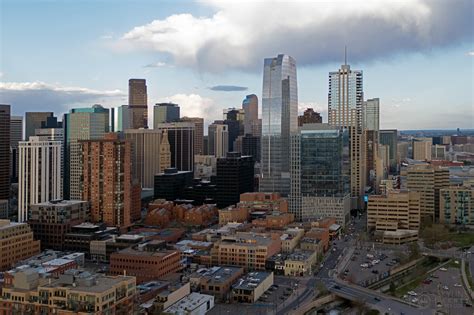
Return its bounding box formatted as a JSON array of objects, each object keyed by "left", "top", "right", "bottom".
[{"left": 260, "top": 54, "right": 298, "bottom": 196}]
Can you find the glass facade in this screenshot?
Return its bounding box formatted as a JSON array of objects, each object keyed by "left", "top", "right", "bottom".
[{"left": 260, "top": 54, "right": 298, "bottom": 197}]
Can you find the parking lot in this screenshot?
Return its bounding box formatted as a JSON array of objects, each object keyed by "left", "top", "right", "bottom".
[
  {"left": 341, "top": 247, "right": 400, "bottom": 287},
  {"left": 404, "top": 265, "right": 472, "bottom": 314}
]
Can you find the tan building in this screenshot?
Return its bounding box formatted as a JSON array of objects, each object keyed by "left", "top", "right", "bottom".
[
  {"left": 81, "top": 133, "right": 141, "bottom": 227},
  {"left": 407, "top": 164, "right": 449, "bottom": 222},
  {"left": 299, "top": 237, "right": 324, "bottom": 258},
  {"left": 159, "top": 129, "right": 171, "bottom": 173},
  {"left": 129, "top": 78, "right": 148, "bottom": 129},
  {"left": 190, "top": 266, "right": 243, "bottom": 301},
  {"left": 284, "top": 250, "right": 317, "bottom": 276},
  {"left": 440, "top": 184, "right": 474, "bottom": 225},
  {"left": 211, "top": 232, "right": 281, "bottom": 270},
  {"left": 0, "top": 269, "right": 136, "bottom": 314},
  {"left": 181, "top": 117, "right": 204, "bottom": 156},
  {"left": 280, "top": 227, "right": 304, "bottom": 253},
  {"left": 219, "top": 206, "right": 249, "bottom": 225},
  {"left": 231, "top": 272, "right": 273, "bottom": 303},
  {"left": 0, "top": 220, "right": 40, "bottom": 271},
  {"left": 413, "top": 138, "right": 432, "bottom": 161},
  {"left": 252, "top": 212, "right": 295, "bottom": 230},
  {"left": 239, "top": 192, "right": 289, "bottom": 212}
]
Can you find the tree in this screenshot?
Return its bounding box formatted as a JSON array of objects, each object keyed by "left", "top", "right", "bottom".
[
  {"left": 389, "top": 282, "right": 396, "bottom": 294},
  {"left": 408, "top": 242, "right": 420, "bottom": 260}
]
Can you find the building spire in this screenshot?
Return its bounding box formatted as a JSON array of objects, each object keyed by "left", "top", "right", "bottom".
[{"left": 344, "top": 45, "right": 347, "bottom": 66}]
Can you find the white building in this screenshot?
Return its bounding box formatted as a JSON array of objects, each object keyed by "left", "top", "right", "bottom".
[
  {"left": 208, "top": 123, "right": 228, "bottom": 158},
  {"left": 18, "top": 136, "right": 62, "bottom": 222},
  {"left": 164, "top": 292, "right": 214, "bottom": 315}
]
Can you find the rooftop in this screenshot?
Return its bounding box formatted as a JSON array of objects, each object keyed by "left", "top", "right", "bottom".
[
  {"left": 32, "top": 199, "right": 87, "bottom": 207},
  {"left": 232, "top": 272, "right": 272, "bottom": 291},
  {"left": 192, "top": 266, "right": 242, "bottom": 284},
  {"left": 286, "top": 251, "right": 315, "bottom": 261},
  {"left": 115, "top": 247, "right": 177, "bottom": 258},
  {"left": 165, "top": 293, "right": 214, "bottom": 313}
]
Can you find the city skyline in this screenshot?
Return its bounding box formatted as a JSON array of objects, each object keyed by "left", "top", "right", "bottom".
[{"left": 1, "top": 0, "right": 473, "bottom": 130}]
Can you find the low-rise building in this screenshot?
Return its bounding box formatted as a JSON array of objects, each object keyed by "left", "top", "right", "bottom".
[
  {"left": 219, "top": 206, "right": 249, "bottom": 225},
  {"left": 299, "top": 238, "right": 323, "bottom": 258},
  {"left": 284, "top": 250, "right": 317, "bottom": 276},
  {"left": 252, "top": 211, "right": 295, "bottom": 229},
  {"left": 304, "top": 228, "right": 330, "bottom": 251},
  {"left": 190, "top": 266, "right": 244, "bottom": 301},
  {"left": 231, "top": 271, "right": 274, "bottom": 303},
  {"left": 164, "top": 292, "right": 215, "bottom": 315},
  {"left": 280, "top": 228, "right": 304, "bottom": 253},
  {"left": 148, "top": 282, "right": 191, "bottom": 313},
  {"left": 0, "top": 220, "right": 40, "bottom": 271}
]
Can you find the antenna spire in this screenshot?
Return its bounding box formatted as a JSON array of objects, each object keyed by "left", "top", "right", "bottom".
[{"left": 344, "top": 45, "right": 347, "bottom": 65}]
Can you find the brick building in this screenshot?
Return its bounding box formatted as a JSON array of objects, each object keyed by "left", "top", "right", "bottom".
[{"left": 0, "top": 220, "right": 40, "bottom": 271}]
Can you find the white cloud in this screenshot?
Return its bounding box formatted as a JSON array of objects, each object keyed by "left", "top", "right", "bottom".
[
  {"left": 118, "top": 0, "right": 472, "bottom": 72},
  {"left": 144, "top": 61, "right": 168, "bottom": 68},
  {"left": 0, "top": 72, "right": 3, "bottom": 78},
  {"left": 467, "top": 51, "right": 474, "bottom": 56}
]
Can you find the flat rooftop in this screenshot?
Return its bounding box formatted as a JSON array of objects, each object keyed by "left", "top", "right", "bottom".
[
  {"left": 165, "top": 293, "right": 213, "bottom": 313},
  {"left": 232, "top": 271, "right": 272, "bottom": 291},
  {"left": 192, "top": 266, "right": 242, "bottom": 284},
  {"left": 115, "top": 247, "right": 177, "bottom": 258},
  {"left": 41, "top": 274, "right": 134, "bottom": 293},
  {"left": 286, "top": 251, "right": 315, "bottom": 261}
]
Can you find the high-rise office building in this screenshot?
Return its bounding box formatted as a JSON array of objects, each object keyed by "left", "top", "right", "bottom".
[
  {"left": 242, "top": 94, "right": 259, "bottom": 136},
  {"left": 125, "top": 129, "right": 169, "bottom": 189},
  {"left": 155, "top": 122, "right": 195, "bottom": 171},
  {"left": 128, "top": 78, "right": 148, "bottom": 129},
  {"left": 362, "top": 98, "right": 381, "bottom": 192},
  {"left": 18, "top": 136, "right": 62, "bottom": 222},
  {"left": 397, "top": 142, "right": 409, "bottom": 164},
  {"left": 159, "top": 130, "right": 171, "bottom": 173},
  {"left": 154, "top": 103, "right": 180, "bottom": 125},
  {"left": 25, "top": 112, "right": 53, "bottom": 140},
  {"left": 224, "top": 109, "right": 244, "bottom": 152},
  {"left": 290, "top": 124, "right": 351, "bottom": 224},
  {"left": 380, "top": 129, "right": 398, "bottom": 173},
  {"left": 0, "top": 220, "right": 40, "bottom": 271},
  {"left": 260, "top": 54, "right": 298, "bottom": 197},
  {"left": 216, "top": 152, "right": 254, "bottom": 208},
  {"left": 81, "top": 133, "right": 141, "bottom": 227},
  {"left": 115, "top": 105, "right": 131, "bottom": 132},
  {"left": 298, "top": 108, "right": 322, "bottom": 126},
  {"left": 242, "top": 134, "right": 261, "bottom": 162},
  {"left": 208, "top": 122, "right": 229, "bottom": 158},
  {"left": 362, "top": 98, "right": 380, "bottom": 132},
  {"left": 0, "top": 105, "right": 11, "bottom": 201},
  {"left": 413, "top": 138, "right": 432, "bottom": 161},
  {"left": 63, "top": 105, "right": 109, "bottom": 200},
  {"left": 10, "top": 116, "right": 23, "bottom": 183},
  {"left": 181, "top": 117, "right": 204, "bottom": 156}
]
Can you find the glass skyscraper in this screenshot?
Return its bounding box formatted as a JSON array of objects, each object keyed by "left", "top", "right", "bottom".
[{"left": 260, "top": 54, "right": 298, "bottom": 197}]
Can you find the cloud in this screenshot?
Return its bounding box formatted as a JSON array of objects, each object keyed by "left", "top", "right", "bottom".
[
  {"left": 144, "top": 61, "right": 168, "bottom": 68},
  {"left": 0, "top": 81, "right": 125, "bottom": 115},
  {"left": 467, "top": 51, "right": 474, "bottom": 56},
  {"left": 208, "top": 85, "right": 248, "bottom": 92},
  {"left": 118, "top": 0, "right": 472, "bottom": 72}
]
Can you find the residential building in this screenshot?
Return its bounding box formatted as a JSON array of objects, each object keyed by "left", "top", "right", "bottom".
[
  {"left": 154, "top": 168, "right": 193, "bottom": 201},
  {"left": 208, "top": 122, "right": 229, "bottom": 158},
  {"left": 109, "top": 243, "right": 181, "bottom": 283},
  {"left": 242, "top": 94, "right": 259, "bottom": 136},
  {"left": 181, "top": 117, "right": 204, "bottom": 155},
  {"left": 298, "top": 108, "right": 322, "bottom": 126},
  {"left": 129, "top": 78, "right": 148, "bottom": 129},
  {"left": 155, "top": 122, "right": 195, "bottom": 171},
  {"left": 413, "top": 138, "right": 432, "bottom": 161},
  {"left": 380, "top": 129, "right": 398, "bottom": 173},
  {"left": 284, "top": 250, "right": 317, "bottom": 276},
  {"left": 164, "top": 292, "right": 215, "bottom": 315},
  {"left": 190, "top": 266, "right": 243, "bottom": 301},
  {"left": 0, "top": 220, "right": 40, "bottom": 271},
  {"left": 216, "top": 152, "right": 254, "bottom": 208},
  {"left": 28, "top": 200, "right": 89, "bottom": 250},
  {"left": 18, "top": 136, "right": 62, "bottom": 222},
  {"left": 260, "top": 54, "right": 298, "bottom": 197},
  {"left": 81, "top": 133, "right": 141, "bottom": 227},
  {"left": 231, "top": 272, "right": 273, "bottom": 303},
  {"left": 154, "top": 102, "right": 180, "bottom": 124},
  {"left": 0, "top": 105, "right": 11, "bottom": 201},
  {"left": 0, "top": 269, "right": 136, "bottom": 314},
  {"left": 63, "top": 105, "right": 109, "bottom": 200},
  {"left": 10, "top": 115, "right": 22, "bottom": 184},
  {"left": 24, "top": 112, "right": 53, "bottom": 140},
  {"left": 439, "top": 183, "right": 474, "bottom": 225}
]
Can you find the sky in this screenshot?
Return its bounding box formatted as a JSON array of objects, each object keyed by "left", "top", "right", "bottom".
[{"left": 1, "top": 0, "right": 473, "bottom": 130}]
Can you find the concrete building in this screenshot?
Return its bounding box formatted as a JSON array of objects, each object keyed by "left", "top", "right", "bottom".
[
  {"left": 190, "top": 266, "right": 243, "bottom": 301},
  {"left": 284, "top": 250, "right": 317, "bottom": 276},
  {"left": 24, "top": 112, "right": 53, "bottom": 140},
  {"left": 181, "top": 117, "right": 204, "bottom": 155},
  {"left": 63, "top": 105, "right": 109, "bottom": 200},
  {"left": 115, "top": 104, "right": 131, "bottom": 132},
  {"left": 165, "top": 292, "right": 215, "bottom": 315},
  {"left": 231, "top": 272, "right": 273, "bottom": 303},
  {"left": 0, "top": 105, "right": 11, "bottom": 201},
  {"left": 413, "top": 138, "right": 432, "bottom": 161},
  {"left": 81, "top": 133, "right": 141, "bottom": 227},
  {"left": 0, "top": 200, "right": 8, "bottom": 219},
  {"left": 155, "top": 122, "right": 195, "bottom": 171},
  {"left": 298, "top": 108, "right": 322, "bottom": 126},
  {"left": 397, "top": 142, "right": 409, "bottom": 164},
  {"left": 18, "top": 136, "right": 62, "bottom": 222},
  {"left": 362, "top": 98, "right": 380, "bottom": 132},
  {"left": 109, "top": 243, "right": 181, "bottom": 283},
  {"left": 439, "top": 183, "right": 474, "bottom": 225},
  {"left": 28, "top": 200, "right": 89, "bottom": 250},
  {"left": 129, "top": 78, "right": 148, "bottom": 129},
  {"left": 194, "top": 155, "right": 217, "bottom": 180},
  {"left": 208, "top": 122, "right": 229, "bottom": 158},
  {"left": 154, "top": 102, "right": 180, "bottom": 124},
  {"left": 260, "top": 54, "right": 298, "bottom": 197},
  {"left": 10, "top": 115, "right": 22, "bottom": 184},
  {"left": 0, "top": 269, "right": 136, "bottom": 314},
  {"left": 0, "top": 220, "right": 40, "bottom": 271}
]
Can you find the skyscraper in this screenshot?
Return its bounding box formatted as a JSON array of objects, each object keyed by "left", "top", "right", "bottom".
[
  {"left": 155, "top": 122, "right": 195, "bottom": 171},
  {"left": 298, "top": 108, "right": 322, "bottom": 126},
  {"left": 362, "top": 98, "right": 380, "bottom": 132},
  {"left": 0, "top": 105, "right": 11, "bottom": 201},
  {"left": 81, "top": 133, "right": 141, "bottom": 227},
  {"left": 63, "top": 105, "right": 109, "bottom": 199},
  {"left": 223, "top": 109, "right": 243, "bottom": 152},
  {"left": 25, "top": 112, "right": 53, "bottom": 140},
  {"left": 242, "top": 94, "right": 258, "bottom": 136},
  {"left": 380, "top": 129, "right": 398, "bottom": 173},
  {"left": 115, "top": 105, "right": 131, "bottom": 132},
  {"left": 181, "top": 117, "right": 204, "bottom": 155},
  {"left": 208, "top": 122, "right": 229, "bottom": 158},
  {"left": 159, "top": 130, "right": 171, "bottom": 173},
  {"left": 260, "top": 54, "right": 298, "bottom": 197},
  {"left": 10, "top": 115, "right": 22, "bottom": 184},
  {"left": 363, "top": 98, "right": 381, "bottom": 192},
  {"left": 18, "top": 136, "right": 62, "bottom": 222},
  {"left": 128, "top": 79, "right": 148, "bottom": 129},
  {"left": 153, "top": 103, "right": 180, "bottom": 125}
]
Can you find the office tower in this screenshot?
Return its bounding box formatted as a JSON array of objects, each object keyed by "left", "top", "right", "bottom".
[
  {"left": 380, "top": 129, "right": 398, "bottom": 173},
  {"left": 154, "top": 168, "right": 193, "bottom": 200},
  {"left": 216, "top": 152, "right": 254, "bottom": 208},
  {"left": 159, "top": 130, "right": 171, "bottom": 173},
  {"left": 181, "top": 117, "right": 204, "bottom": 155},
  {"left": 208, "top": 122, "right": 229, "bottom": 158},
  {"left": 115, "top": 105, "right": 131, "bottom": 132},
  {"left": 0, "top": 105, "right": 11, "bottom": 201},
  {"left": 25, "top": 112, "right": 53, "bottom": 140},
  {"left": 328, "top": 61, "right": 365, "bottom": 208},
  {"left": 397, "top": 142, "right": 409, "bottom": 163},
  {"left": 203, "top": 136, "right": 209, "bottom": 155},
  {"left": 432, "top": 144, "right": 446, "bottom": 160},
  {"left": 406, "top": 164, "right": 449, "bottom": 223},
  {"left": 261, "top": 54, "right": 298, "bottom": 197},
  {"left": 439, "top": 183, "right": 474, "bottom": 225},
  {"left": 298, "top": 108, "right": 322, "bottom": 127},
  {"left": 10, "top": 116, "right": 22, "bottom": 183},
  {"left": 242, "top": 94, "right": 259, "bottom": 136},
  {"left": 125, "top": 129, "right": 169, "bottom": 188},
  {"left": 63, "top": 105, "right": 109, "bottom": 200},
  {"left": 413, "top": 138, "right": 432, "bottom": 161},
  {"left": 0, "top": 220, "right": 40, "bottom": 271},
  {"left": 154, "top": 103, "right": 180, "bottom": 125},
  {"left": 224, "top": 109, "right": 244, "bottom": 152},
  {"left": 155, "top": 122, "right": 195, "bottom": 171},
  {"left": 128, "top": 78, "right": 148, "bottom": 129},
  {"left": 242, "top": 134, "right": 261, "bottom": 162},
  {"left": 18, "top": 136, "right": 62, "bottom": 222},
  {"left": 290, "top": 124, "right": 351, "bottom": 224},
  {"left": 363, "top": 98, "right": 380, "bottom": 191},
  {"left": 362, "top": 98, "right": 380, "bottom": 132},
  {"left": 29, "top": 200, "right": 89, "bottom": 250},
  {"left": 81, "top": 133, "right": 141, "bottom": 227}
]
